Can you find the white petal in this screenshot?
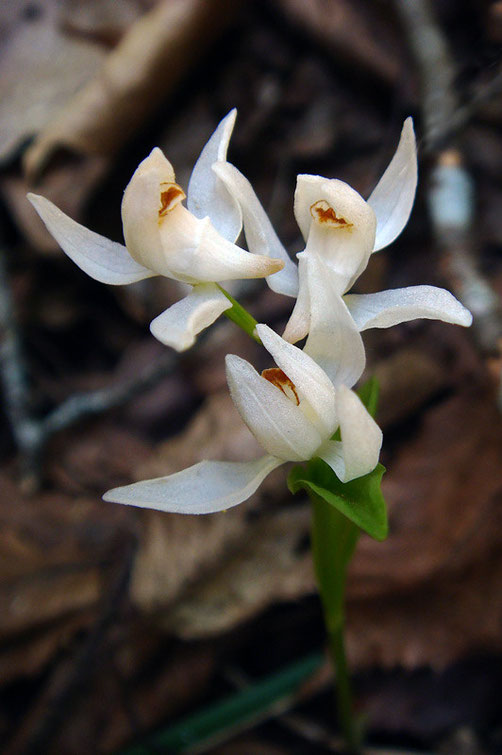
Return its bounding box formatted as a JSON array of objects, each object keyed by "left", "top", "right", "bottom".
[
  {"left": 213, "top": 161, "right": 299, "bottom": 297},
  {"left": 164, "top": 216, "right": 285, "bottom": 283},
  {"left": 122, "top": 148, "right": 284, "bottom": 284},
  {"left": 255, "top": 324, "right": 336, "bottom": 438},
  {"left": 150, "top": 283, "right": 232, "bottom": 351},
  {"left": 27, "top": 194, "right": 154, "bottom": 285},
  {"left": 187, "top": 110, "right": 243, "bottom": 243},
  {"left": 282, "top": 253, "right": 310, "bottom": 343},
  {"left": 303, "top": 254, "right": 366, "bottom": 388},
  {"left": 294, "top": 174, "right": 376, "bottom": 292},
  {"left": 368, "top": 117, "right": 417, "bottom": 252},
  {"left": 345, "top": 285, "right": 473, "bottom": 331},
  {"left": 103, "top": 455, "right": 283, "bottom": 514},
  {"left": 319, "top": 385, "right": 382, "bottom": 482},
  {"left": 225, "top": 354, "right": 322, "bottom": 462}
]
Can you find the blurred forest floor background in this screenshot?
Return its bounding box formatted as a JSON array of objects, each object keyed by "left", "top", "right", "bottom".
[{"left": 2, "top": 0, "right": 502, "bottom": 752}]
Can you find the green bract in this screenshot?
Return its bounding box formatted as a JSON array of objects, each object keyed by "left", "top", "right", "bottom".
[
  {"left": 288, "top": 460, "right": 387, "bottom": 542},
  {"left": 288, "top": 377, "right": 387, "bottom": 541}
]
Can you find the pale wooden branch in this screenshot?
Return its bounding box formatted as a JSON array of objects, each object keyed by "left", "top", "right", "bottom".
[
  {"left": 395, "top": 0, "right": 502, "bottom": 405},
  {"left": 40, "top": 350, "right": 177, "bottom": 438},
  {"left": 0, "top": 249, "right": 41, "bottom": 487}
]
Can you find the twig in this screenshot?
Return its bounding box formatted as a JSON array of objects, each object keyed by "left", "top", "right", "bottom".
[
  {"left": 394, "top": 0, "right": 457, "bottom": 153},
  {"left": 394, "top": 0, "right": 502, "bottom": 151},
  {"left": 395, "top": 0, "right": 502, "bottom": 404},
  {"left": 0, "top": 249, "right": 41, "bottom": 486},
  {"left": 28, "top": 350, "right": 178, "bottom": 488},
  {"left": 40, "top": 349, "right": 177, "bottom": 438},
  {"left": 442, "top": 66, "right": 502, "bottom": 147},
  {"left": 0, "top": 244, "right": 180, "bottom": 488}
]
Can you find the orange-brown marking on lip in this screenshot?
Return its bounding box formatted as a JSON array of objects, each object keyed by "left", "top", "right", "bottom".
[
  {"left": 310, "top": 200, "right": 353, "bottom": 229},
  {"left": 261, "top": 367, "right": 300, "bottom": 405},
  {"left": 158, "top": 183, "right": 186, "bottom": 218}
]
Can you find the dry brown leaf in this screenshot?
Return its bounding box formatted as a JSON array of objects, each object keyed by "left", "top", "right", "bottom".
[
  {"left": 6, "top": 0, "right": 239, "bottom": 251},
  {"left": 0, "top": 470, "right": 128, "bottom": 639},
  {"left": 58, "top": 0, "right": 150, "bottom": 47},
  {"left": 30, "top": 637, "right": 217, "bottom": 754},
  {"left": 0, "top": 614, "right": 92, "bottom": 684},
  {"left": 0, "top": 0, "right": 106, "bottom": 163},
  {"left": 130, "top": 392, "right": 270, "bottom": 611},
  {"left": 0, "top": 0, "right": 143, "bottom": 250},
  {"left": 164, "top": 507, "right": 313, "bottom": 639},
  {"left": 47, "top": 423, "right": 154, "bottom": 494},
  {"left": 345, "top": 387, "right": 502, "bottom": 668},
  {"left": 372, "top": 346, "right": 449, "bottom": 427},
  {"left": 99, "top": 641, "right": 217, "bottom": 753},
  {"left": 2, "top": 154, "right": 107, "bottom": 253},
  {"left": 352, "top": 388, "right": 502, "bottom": 595},
  {"left": 0, "top": 569, "right": 100, "bottom": 638},
  {"left": 24, "top": 0, "right": 241, "bottom": 179},
  {"left": 131, "top": 507, "right": 250, "bottom": 612}
]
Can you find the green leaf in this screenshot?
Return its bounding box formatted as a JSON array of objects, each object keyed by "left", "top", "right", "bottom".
[
  {"left": 356, "top": 375, "right": 380, "bottom": 418},
  {"left": 121, "top": 652, "right": 323, "bottom": 754},
  {"left": 288, "top": 459, "right": 388, "bottom": 541}
]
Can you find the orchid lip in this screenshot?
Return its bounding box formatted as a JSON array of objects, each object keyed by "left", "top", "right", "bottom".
[
  {"left": 158, "top": 182, "right": 186, "bottom": 218},
  {"left": 310, "top": 200, "right": 353, "bottom": 230},
  {"left": 261, "top": 367, "right": 300, "bottom": 405}
]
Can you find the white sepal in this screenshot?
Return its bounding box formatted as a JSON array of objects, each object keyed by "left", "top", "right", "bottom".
[
  {"left": 368, "top": 117, "right": 417, "bottom": 252},
  {"left": 319, "top": 385, "right": 382, "bottom": 482},
  {"left": 225, "top": 354, "right": 322, "bottom": 462},
  {"left": 150, "top": 283, "right": 232, "bottom": 351},
  {"left": 103, "top": 455, "right": 283, "bottom": 514},
  {"left": 213, "top": 161, "right": 299, "bottom": 296},
  {"left": 256, "top": 324, "right": 337, "bottom": 437},
  {"left": 27, "top": 193, "right": 154, "bottom": 284},
  {"left": 303, "top": 254, "right": 366, "bottom": 389},
  {"left": 187, "top": 110, "right": 242, "bottom": 243},
  {"left": 345, "top": 284, "right": 473, "bottom": 331}
]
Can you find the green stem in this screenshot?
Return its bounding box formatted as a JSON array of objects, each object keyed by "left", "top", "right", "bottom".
[
  {"left": 310, "top": 492, "right": 361, "bottom": 754},
  {"left": 330, "top": 621, "right": 357, "bottom": 752},
  {"left": 216, "top": 284, "right": 261, "bottom": 344}
]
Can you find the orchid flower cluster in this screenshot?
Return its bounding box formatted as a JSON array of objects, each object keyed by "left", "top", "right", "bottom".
[{"left": 28, "top": 110, "right": 472, "bottom": 529}]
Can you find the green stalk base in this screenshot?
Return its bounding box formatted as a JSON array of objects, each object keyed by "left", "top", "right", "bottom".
[{"left": 310, "top": 492, "right": 362, "bottom": 754}]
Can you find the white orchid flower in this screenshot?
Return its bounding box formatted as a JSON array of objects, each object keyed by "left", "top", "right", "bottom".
[
  {"left": 27, "top": 111, "right": 285, "bottom": 352},
  {"left": 214, "top": 118, "right": 472, "bottom": 347},
  {"left": 103, "top": 323, "right": 382, "bottom": 514}
]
